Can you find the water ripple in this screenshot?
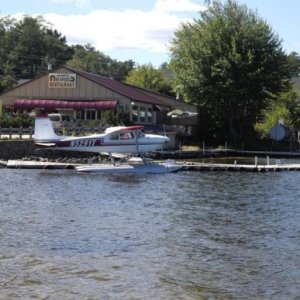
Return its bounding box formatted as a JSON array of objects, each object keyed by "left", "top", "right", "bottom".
[{"left": 1, "top": 169, "right": 300, "bottom": 298}]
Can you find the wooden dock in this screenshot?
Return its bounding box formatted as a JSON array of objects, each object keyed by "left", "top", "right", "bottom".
[
  {"left": 2, "top": 160, "right": 300, "bottom": 172},
  {"left": 182, "top": 162, "right": 300, "bottom": 172},
  {"left": 4, "top": 160, "right": 78, "bottom": 169}
]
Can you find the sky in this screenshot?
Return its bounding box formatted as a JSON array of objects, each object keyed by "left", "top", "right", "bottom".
[{"left": 0, "top": 0, "right": 299, "bottom": 67}]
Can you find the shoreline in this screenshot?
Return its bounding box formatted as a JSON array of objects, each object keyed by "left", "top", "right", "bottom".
[
  {"left": 2, "top": 139, "right": 300, "bottom": 160},
  {"left": 2, "top": 158, "right": 300, "bottom": 172}
]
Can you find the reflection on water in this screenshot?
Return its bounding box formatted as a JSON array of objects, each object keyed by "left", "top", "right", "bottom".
[{"left": 1, "top": 169, "right": 300, "bottom": 299}]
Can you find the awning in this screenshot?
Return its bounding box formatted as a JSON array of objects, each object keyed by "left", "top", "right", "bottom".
[{"left": 14, "top": 99, "right": 118, "bottom": 110}]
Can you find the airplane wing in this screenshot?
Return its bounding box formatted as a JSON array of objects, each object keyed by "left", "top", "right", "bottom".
[
  {"left": 105, "top": 125, "right": 144, "bottom": 134},
  {"left": 34, "top": 142, "right": 57, "bottom": 147},
  {"left": 122, "top": 125, "right": 144, "bottom": 131}
]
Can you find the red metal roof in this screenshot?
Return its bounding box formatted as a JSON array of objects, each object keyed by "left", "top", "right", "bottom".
[
  {"left": 64, "top": 67, "right": 165, "bottom": 106},
  {"left": 15, "top": 99, "right": 117, "bottom": 110}
]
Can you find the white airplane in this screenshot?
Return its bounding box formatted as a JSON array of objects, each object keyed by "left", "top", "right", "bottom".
[{"left": 34, "top": 115, "right": 170, "bottom": 166}]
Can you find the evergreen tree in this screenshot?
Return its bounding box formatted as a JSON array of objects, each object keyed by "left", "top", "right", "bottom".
[
  {"left": 0, "top": 15, "right": 73, "bottom": 91},
  {"left": 287, "top": 52, "right": 300, "bottom": 77},
  {"left": 67, "top": 44, "right": 135, "bottom": 81}
]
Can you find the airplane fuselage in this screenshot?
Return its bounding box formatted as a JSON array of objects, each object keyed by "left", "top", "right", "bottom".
[
  {"left": 36, "top": 134, "right": 167, "bottom": 153},
  {"left": 34, "top": 117, "right": 169, "bottom": 154}
]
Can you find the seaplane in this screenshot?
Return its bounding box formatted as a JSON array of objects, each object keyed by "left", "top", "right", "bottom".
[{"left": 34, "top": 115, "right": 182, "bottom": 173}]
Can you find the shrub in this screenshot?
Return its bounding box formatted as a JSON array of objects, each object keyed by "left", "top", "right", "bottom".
[{"left": 0, "top": 113, "right": 34, "bottom": 128}]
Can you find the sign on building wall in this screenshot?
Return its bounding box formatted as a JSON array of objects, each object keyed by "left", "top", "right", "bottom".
[{"left": 48, "top": 73, "right": 76, "bottom": 88}]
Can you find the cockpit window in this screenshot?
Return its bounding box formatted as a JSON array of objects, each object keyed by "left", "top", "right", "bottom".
[
  {"left": 138, "top": 131, "right": 145, "bottom": 138},
  {"left": 110, "top": 133, "right": 119, "bottom": 140},
  {"left": 120, "top": 132, "right": 134, "bottom": 140}
]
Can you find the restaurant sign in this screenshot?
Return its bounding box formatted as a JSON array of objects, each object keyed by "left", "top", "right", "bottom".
[{"left": 48, "top": 73, "right": 76, "bottom": 88}]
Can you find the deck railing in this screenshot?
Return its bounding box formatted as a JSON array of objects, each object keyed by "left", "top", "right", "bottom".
[
  {"left": 0, "top": 126, "right": 108, "bottom": 140},
  {"left": 0, "top": 127, "right": 34, "bottom": 139}
]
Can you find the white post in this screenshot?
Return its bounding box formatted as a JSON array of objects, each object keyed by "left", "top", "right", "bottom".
[
  {"left": 179, "top": 142, "right": 182, "bottom": 157},
  {"left": 135, "top": 130, "right": 139, "bottom": 153}
]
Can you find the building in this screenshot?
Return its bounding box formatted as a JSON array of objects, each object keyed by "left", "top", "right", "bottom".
[{"left": 0, "top": 66, "right": 197, "bottom": 128}]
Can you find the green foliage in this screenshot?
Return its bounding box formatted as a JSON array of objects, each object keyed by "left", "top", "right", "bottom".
[
  {"left": 255, "top": 105, "right": 291, "bottom": 138},
  {"left": 101, "top": 110, "right": 131, "bottom": 126},
  {"left": 287, "top": 52, "right": 300, "bottom": 77},
  {"left": 84, "top": 111, "right": 131, "bottom": 129},
  {"left": 125, "top": 63, "right": 174, "bottom": 95},
  {"left": 0, "top": 15, "right": 74, "bottom": 92},
  {"left": 0, "top": 15, "right": 136, "bottom": 92},
  {"left": 67, "top": 44, "right": 135, "bottom": 81},
  {"left": 169, "top": 0, "right": 290, "bottom": 146},
  {"left": 0, "top": 113, "right": 34, "bottom": 128},
  {"left": 255, "top": 88, "right": 300, "bottom": 137}
]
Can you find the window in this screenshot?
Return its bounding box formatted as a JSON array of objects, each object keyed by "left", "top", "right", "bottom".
[
  {"left": 147, "top": 108, "right": 153, "bottom": 123},
  {"left": 118, "top": 103, "right": 127, "bottom": 110},
  {"left": 86, "top": 110, "right": 96, "bottom": 120},
  {"left": 138, "top": 131, "right": 145, "bottom": 138},
  {"left": 131, "top": 104, "right": 153, "bottom": 123},
  {"left": 110, "top": 133, "right": 119, "bottom": 140},
  {"left": 76, "top": 110, "right": 85, "bottom": 120},
  {"left": 62, "top": 115, "right": 74, "bottom": 122},
  {"left": 132, "top": 105, "right": 138, "bottom": 122},
  {"left": 120, "top": 131, "right": 134, "bottom": 140},
  {"left": 140, "top": 107, "right": 146, "bottom": 123}
]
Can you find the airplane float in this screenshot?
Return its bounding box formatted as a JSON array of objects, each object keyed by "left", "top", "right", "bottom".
[{"left": 34, "top": 115, "right": 181, "bottom": 173}]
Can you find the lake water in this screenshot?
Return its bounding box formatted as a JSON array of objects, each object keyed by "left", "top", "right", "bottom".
[{"left": 1, "top": 168, "right": 300, "bottom": 299}]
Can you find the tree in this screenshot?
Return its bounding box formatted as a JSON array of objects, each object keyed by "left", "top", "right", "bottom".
[
  {"left": 10, "top": 16, "right": 47, "bottom": 78},
  {"left": 255, "top": 88, "right": 300, "bottom": 138},
  {"left": 0, "top": 16, "right": 18, "bottom": 91},
  {"left": 67, "top": 44, "right": 102, "bottom": 73},
  {"left": 0, "top": 15, "right": 73, "bottom": 92},
  {"left": 287, "top": 52, "right": 300, "bottom": 77},
  {"left": 67, "top": 44, "right": 135, "bottom": 81},
  {"left": 8, "top": 16, "right": 73, "bottom": 78},
  {"left": 43, "top": 28, "right": 74, "bottom": 70},
  {"left": 125, "top": 63, "right": 174, "bottom": 95},
  {"left": 169, "top": 0, "right": 290, "bottom": 146}
]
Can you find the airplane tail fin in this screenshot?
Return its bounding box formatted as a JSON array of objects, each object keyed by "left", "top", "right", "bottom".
[{"left": 34, "top": 116, "right": 61, "bottom": 142}]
